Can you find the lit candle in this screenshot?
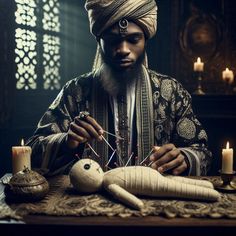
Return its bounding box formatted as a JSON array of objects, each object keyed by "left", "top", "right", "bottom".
[
  {"left": 222, "top": 141, "right": 234, "bottom": 174},
  {"left": 222, "top": 68, "right": 234, "bottom": 84},
  {"left": 12, "top": 139, "right": 32, "bottom": 174},
  {"left": 193, "top": 57, "right": 204, "bottom": 72}
]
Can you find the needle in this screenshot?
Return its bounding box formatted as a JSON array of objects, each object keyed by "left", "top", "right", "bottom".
[
  {"left": 139, "top": 148, "right": 154, "bottom": 165},
  {"left": 86, "top": 143, "right": 100, "bottom": 158},
  {"left": 101, "top": 135, "right": 115, "bottom": 151},
  {"left": 125, "top": 152, "right": 134, "bottom": 167},
  {"left": 103, "top": 130, "right": 124, "bottom": 140},
  {"left": 105, "top": 149, "right": 116, "bottom": 167}
]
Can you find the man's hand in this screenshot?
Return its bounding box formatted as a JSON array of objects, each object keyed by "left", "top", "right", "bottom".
[
  {"left": 149, "top": 144, "right": 188, "bottom": 175},
  {"left": 65, "top": 114, "right": 103, "bottom": 149}
]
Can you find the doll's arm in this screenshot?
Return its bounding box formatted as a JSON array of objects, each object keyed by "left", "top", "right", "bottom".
[{"left": 105, "top": 184, "right": 144, "bottom": 210}]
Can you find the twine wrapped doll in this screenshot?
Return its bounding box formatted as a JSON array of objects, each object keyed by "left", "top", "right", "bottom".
[{"left": 69, "top": 159, "right": 220, "bottom": 210}]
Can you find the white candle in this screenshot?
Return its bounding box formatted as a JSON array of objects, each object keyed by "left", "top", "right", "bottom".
[
  {"left": 12, "top": 139, "right": 32, "bottom": 174},
  {"left": 222, "top": 141, "right": 234, "bottom": 174},
  {"left": 222, "top": 68, "right": 234, "bottom": 84},
  {"left": 193, "top": 57, "right": 204, "bottom": 72}
]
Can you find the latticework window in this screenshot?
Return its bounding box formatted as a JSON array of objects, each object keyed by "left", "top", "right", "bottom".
[{"left": 15, "top": 0, "right": 61, "bottom": 90}]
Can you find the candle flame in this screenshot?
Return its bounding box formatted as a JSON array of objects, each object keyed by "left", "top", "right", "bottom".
[
  {"left": 197, "top": 57, "right": 201, "bottom": 63},
  {"left": 226, "top": 68, "right": 229, "bottom": 72},
  {"left": 226, "top": 141, "right": 230, "bottom": 149},
  {"left": 21, "top": 139, "right": 25, "bottom": 146}
]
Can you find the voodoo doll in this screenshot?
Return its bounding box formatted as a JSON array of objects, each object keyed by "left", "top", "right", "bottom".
[{"left": 69, "top": 159, "right": 220, "bottom": 210}]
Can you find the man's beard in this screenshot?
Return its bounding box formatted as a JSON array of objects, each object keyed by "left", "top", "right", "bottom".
[{"left": 100, "top": 52, "right": 145, "bottom": 95}]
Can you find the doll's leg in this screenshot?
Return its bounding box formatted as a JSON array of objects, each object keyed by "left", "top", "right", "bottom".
[{"left": 164, "top": 175, "right": 214, "bottom": 189}]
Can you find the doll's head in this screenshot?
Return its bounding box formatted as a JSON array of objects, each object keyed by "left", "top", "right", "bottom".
[{"left": 69, "top": 158, "right": 104, "bottom": 193}]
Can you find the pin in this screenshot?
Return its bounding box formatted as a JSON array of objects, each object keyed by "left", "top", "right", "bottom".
[
  {"left": 117, "top": 153, "right": 124, "bottom": 166},
  {"left": 114, "top": 162, "right": 119, "bottom": 167},
  {"left": 105, "top": 165, "right": 112, "bottom": 171},
  {"left": 103, "top": 130, "right": 124, "bottom": 140},
  {"left": 86, "top": 143, "right": 100, "bottom": 158},
  {"left": 140, "top": 148, "right": 154, "bottom": 165},
  {"left": 105, "top": 149, "right": 116, "bottom": 167},
  {"left": 148, "top": 161, "right": 154, "bottom": 167},
  {"left": 101, "top": 135, "right": 115, "bottom": 152},
  {"left": 125, "top": 152, "right": 134, "bottom": 167}
]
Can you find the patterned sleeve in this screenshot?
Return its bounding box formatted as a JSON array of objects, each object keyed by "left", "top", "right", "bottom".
[
  {"left": 26, "top": 78, "right": 86, "bottom": 176},
  {"left": 172, "top": 81, "right": 212, "bottom": 176}
]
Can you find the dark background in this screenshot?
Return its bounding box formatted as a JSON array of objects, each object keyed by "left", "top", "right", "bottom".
[{"left": 1, "top": 0, "right": 236, "bottom": 176}]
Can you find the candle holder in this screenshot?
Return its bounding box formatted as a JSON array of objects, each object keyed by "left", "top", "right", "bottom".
[
  {"left": 215, "top": 170, "right": 236, "bottom": 192},
  {"left": 233, "top": 86, "right": 236, "bottom": 94},
  {"left": 224, "top": 79, "right": 233, "bottom": 95},
  {"left": 193, "top": 72, "right": 205, "bottom": 95}
]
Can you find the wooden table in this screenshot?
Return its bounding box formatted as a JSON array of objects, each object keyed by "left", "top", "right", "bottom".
[
  {"left": 1, "top": 174, "right": 236, "bottom": 236},
  {"left": 1, "top": 214, "right": 236, "bottom": 236}
]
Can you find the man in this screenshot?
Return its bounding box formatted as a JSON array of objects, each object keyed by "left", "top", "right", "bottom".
[{"left": 26, "top": 0, "right": 212, "bottom": 176}]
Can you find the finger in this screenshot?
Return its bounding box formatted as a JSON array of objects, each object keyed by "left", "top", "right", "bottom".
[
  {"left": 154, "top": 148, "right": 181, "bottom": 167},
  {"left": 70, "top": 122, "right": 91, "bottom": 140},
  {"left": 75, "top": 118, "right": 103, "bottom": 140},
  {"left": 149, "top": 153, "right": 156, "bottom": 162},
  {"left": 150, "top": 143, "right": 176, "bottom": 161},
  {"left": 151, "top": 162, "right": 158, "bottom": 170},
  {"left": 153, "top": 146, "right": 161, "bottom": 151},
  {"left": 67, "top": 130, "right": 87, "bottom": 143},
  {"left": 172, "top": 161, "right": 188, "bottom": 175},
  {"left": 149, "top": 146, "right": 160, "bottom": 162},
  {"left": 82, "top": 119, "right": 102, "bottom": 140},
  {"left": 157, "top": 154, "right": 185, "bottom": 173},
  {"left": 86, "top": 116, "right": 104, "bottom": 134}
]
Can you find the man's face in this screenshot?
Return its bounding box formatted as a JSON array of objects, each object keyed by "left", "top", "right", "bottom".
[{"left": 99, "top": 21, "right": 146, "bottom": 72}]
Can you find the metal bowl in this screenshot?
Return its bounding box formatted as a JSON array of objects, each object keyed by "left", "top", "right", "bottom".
[{"left": 4, "top": 167, "right": 49, "bottom": 202}]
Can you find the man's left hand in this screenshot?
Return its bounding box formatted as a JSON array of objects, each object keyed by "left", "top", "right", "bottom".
[{"left": 149, "top": 144, "right": 188, "bottom": 175}]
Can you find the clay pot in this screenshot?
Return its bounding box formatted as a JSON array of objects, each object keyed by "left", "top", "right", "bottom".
[{"left": 4, "top": 167, "right": 49, "bottom": 202}]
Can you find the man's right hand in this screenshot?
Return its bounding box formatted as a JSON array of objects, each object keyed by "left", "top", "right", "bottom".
[
  {"left": 65, "top": 115, "right": 104, "bottom": 149},
  {"left": 149, "top": 144, "right": 187, "bottom": 175}
]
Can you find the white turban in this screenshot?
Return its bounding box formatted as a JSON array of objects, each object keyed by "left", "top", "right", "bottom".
[{"left": 85, "top": 0, "right": 158, "bottom": 39}]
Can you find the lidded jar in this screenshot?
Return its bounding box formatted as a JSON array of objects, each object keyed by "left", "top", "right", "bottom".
[{"left": 5, "top": 167, "right": 49, "bottom": 202}]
